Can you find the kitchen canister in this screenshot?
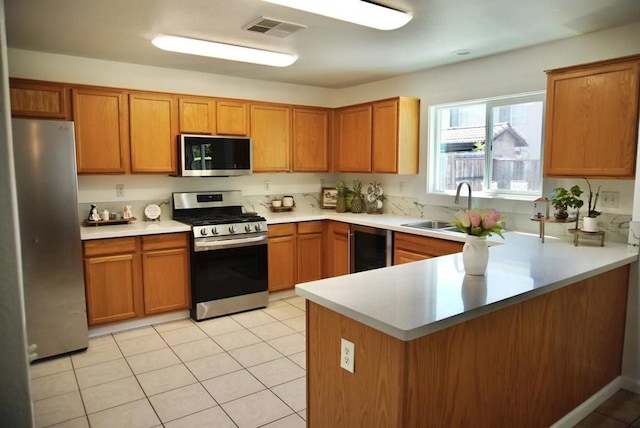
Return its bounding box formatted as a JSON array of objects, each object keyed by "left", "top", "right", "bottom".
[{"left": 282, "top": 196, "right": 294, "bottom": 207}]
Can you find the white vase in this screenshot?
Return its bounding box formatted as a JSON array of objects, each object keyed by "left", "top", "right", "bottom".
[
  {"left": 462, "top": 235, "right": 489, "bottom": 276},
  {"left": 582, "top": 216, "right": 599, "bottom": 232}
]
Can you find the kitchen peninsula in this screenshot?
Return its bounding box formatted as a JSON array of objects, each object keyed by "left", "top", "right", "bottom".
[{"left": 296, "top": 231, "right": 637, "bottom": 427}]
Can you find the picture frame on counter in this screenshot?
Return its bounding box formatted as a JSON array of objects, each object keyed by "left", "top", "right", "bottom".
[{"left": 321, "top": 187, "right": 338, "bottom": 209}]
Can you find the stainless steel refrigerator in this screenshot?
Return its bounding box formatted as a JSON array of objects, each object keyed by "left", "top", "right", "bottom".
[{"left": 12, "top": 118, "right": 88, "bottom": 361}]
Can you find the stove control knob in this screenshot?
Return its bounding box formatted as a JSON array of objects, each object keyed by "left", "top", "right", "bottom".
[
  {"left": 228, "top": 225, "right": 236, "bottom": 234},
  {"left": 200, "top": 228, "right": 208, "bottom": 236},
  {"left": 245, "top": 224, "right": 252, "bottom": 232},
  {"left": 254, "top": 223, "right": 262, "bottom": 232},
  {"left": 211, "top": 227, "right": 218, "bottom": 235}
]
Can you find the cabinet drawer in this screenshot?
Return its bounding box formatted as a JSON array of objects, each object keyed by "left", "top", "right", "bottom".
[
  {"left": 269, "top": 223, "right": 297, "bottom": 238},
  {"left": 142, "top": 233, "right": 189, "bottom": 251},
  {"left": 83, "top": 237, "right": 138, "bottom": 257},
  {"left": 298, "top": 221, "right": 323, "bottom": 234},
  {"left": 394, "top": 232, "right": 463, "bottom": 257}
]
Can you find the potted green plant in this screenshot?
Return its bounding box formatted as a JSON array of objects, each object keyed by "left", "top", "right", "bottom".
[
  {"left": 582, "top": 177, "right": 601, "bottom": 231},
  {"left": 550, "top": 185, "right": 584, "bottom": 220},
  {"left": 336, "top": 180, "right": 349, "bottom": 213}
]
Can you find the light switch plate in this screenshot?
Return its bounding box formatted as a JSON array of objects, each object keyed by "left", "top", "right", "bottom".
[{"left": 340, "top": 338, "right": 355, "bottom": 373}]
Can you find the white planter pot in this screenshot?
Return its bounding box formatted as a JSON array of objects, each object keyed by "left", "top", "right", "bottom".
[
  {"left": 582, "top": 217, "right": 599, "bottom": 232},
  {"left": 462, "top": 235, "right": 489, "bottom": 276}
]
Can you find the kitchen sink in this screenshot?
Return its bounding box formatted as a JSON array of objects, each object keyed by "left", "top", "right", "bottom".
[{"left": 401, "top": 220, "right": 460, "bottom": 233}]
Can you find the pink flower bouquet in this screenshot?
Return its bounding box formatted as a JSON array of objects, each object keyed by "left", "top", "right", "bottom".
[{"left": 453, "top": 208, "right": 505, "bottom": 238}]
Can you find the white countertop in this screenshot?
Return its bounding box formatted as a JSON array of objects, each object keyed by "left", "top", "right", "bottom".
[{"left": 295, "top": 231, "right": 638, "bottom": 341}]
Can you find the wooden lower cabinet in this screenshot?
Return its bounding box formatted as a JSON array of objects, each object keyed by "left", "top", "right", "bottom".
[
  {"left": 268, "top": 221, "right": 324, "bottom": 291},
  {"left": 141, "top": 234, "right": 190, "bottom": 315},
  {"left": 324, "top": 221, "right": 350, "bottom": 277},
  {"left": 268, "top": 223, "right": 297, "bottom": 292},
  {"left": 83, "top": 237, "right": 142, "bottom": 325},
  {"left": 297, "top": 221, "right": 323, "bottom": 284},
  {"left": 394, "top": 232, "right": 463, "bottom": 265},
  {"left": 83, "top": 233, "right": 190, "bottom": 325}
]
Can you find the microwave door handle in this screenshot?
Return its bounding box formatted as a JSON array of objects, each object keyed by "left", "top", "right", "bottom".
[{"left": 194, "top": 235, "right": 267, "bottom": 251}]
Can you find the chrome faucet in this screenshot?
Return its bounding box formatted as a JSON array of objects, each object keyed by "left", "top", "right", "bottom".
[{"left": 455, "top": 181, "right": 472, "bottom": 210}]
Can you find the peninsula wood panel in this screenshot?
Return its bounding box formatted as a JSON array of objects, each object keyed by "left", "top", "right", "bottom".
[
  {"left": 306, "top": 266, "right": 629, "bottom": 427},
  {"left": 178, "top": 97, "right": 216, "bottom": 134},
  {"left": 251, "top": 103, "right": 291, "bottom": 172},
  {"left": 544, "top": 55, "right": 640, "bottom": 178},
  {"left": 292, "top": 107, "right": 329, "bottom": 172},
  {"left": 72, "top": 88, "right": 129, "bottom": 173},
  {"left": 10, "top": 78, "right": 70, "bottom": 119},
  {"left": 307, "top": 301, "right": 406, "bottom": 427},
  {"left": 216, "top": 100, "right": 249, "bottom": 136},
  {"left": 129, "top": 92, "right": 178, "bottom": 173}
]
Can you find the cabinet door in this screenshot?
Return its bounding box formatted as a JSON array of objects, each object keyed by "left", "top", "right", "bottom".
[
  {"left": 292, "top": 107, "right": 329, "bottom": 172},
  {"left": 251, "top": 103, "right": 291, "bottom": 172},
  {"left": 372, "top": 97, "right": 420, "bottom": 174},
  {"left": 142, "top": 247, "right": 190, "bottom": 315},
  {"left": 10, "top": 78, "right": 70, "bottom": 119},
  {"left": 73, "top": 88, "right": 129, "bottom": 173},
  {"left": 129, "top": 92, "right": 178, "bottom": 173},
  {"left": 336, "top": 104, "right": 372, "bottom": 172},
  {"left": 268, "top": 223, "right": 297, "bottom": 291},
  {"left": 324, "top": 221, "right": 350, "bottom": 278},
  {"left": 84, "top": 253, "right": 142, "bottom": 325},
  {"left": 217, "top": 100, "right": 250, "bottom": 136},
  {"left": 297, "top": 221, "right": 324, "bottom": 283},
  {"left": 179, "top": 97, "right": 216, "bottom": 134},
  {"left": 544, "top": 58, "right": 640, "bottom": 178}
]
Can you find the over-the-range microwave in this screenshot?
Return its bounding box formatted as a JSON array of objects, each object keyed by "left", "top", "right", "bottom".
[{"left": 178, "top": 134, "right": 252, "bottom": 177}]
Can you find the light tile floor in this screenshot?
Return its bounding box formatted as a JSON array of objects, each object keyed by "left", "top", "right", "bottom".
[{"left": 30, "top": 296, "right": 307, "bottom": 428}]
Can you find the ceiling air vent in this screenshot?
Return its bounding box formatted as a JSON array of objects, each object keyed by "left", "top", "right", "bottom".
[{"left": 243, "top": 17, "right": 306, "bottom": 38}]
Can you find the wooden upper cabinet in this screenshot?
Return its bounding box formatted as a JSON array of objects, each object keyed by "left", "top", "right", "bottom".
[
  {"left": 544, "top": 55, "right": 640, "bottom": 178},
  {"left": 72, "top": 87, "right": 130, "bottom": 174},
  {"left": 217, "top": 100, "right": 250, "bottom": 136},
  {"left": 336, "top": 104, "right": 373, "bottom": 172},
  {"left": 372, "top": 97, "right": 419, "bottom": 174},
  {"left": 10, "top": 78, "right": 71, "bottom": 119},
  {"left": 251, "top": 103, "right": 291, "bottom": 172},
  {"left": 178, "top": 97, "right": 216, "bottom": 134},
  {"left": 292, "top": 107, "right": 330, "bottom": 172},
  {"left": 129, "top": 92, "right": 178, "bottom": 173}
]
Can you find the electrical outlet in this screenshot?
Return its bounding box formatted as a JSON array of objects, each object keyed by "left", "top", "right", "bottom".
[
  {"left": 340, "top": 338, "right": 355, "bottom": 373},
  {"left": 264, "top": 180, "right": 270, "bottom": 191},
  {"left": 399, "top": 181, "right": 405, "bottom": 193},
  {"left": 601, "top": 191, "right": 619, "bottom": 208},
  {"left": 116, "top": 184, "right": 124, "bottom": 197}
]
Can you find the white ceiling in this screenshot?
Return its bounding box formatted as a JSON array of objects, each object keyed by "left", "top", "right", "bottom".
[{"left": 5, "top": 0, "right": 640, "bottom": 89}]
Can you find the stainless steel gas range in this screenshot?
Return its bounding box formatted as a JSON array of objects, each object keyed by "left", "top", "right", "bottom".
[{"left": 172, "top": 191, "right": 268, "bottom": 321}]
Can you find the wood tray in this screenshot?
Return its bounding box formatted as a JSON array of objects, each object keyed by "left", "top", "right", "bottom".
[
  {"left": 83, "top": 217, "right": 136, "bottom": 226},
  {"left": 271, "top": 206, "right": 294, "bottom": 213}
]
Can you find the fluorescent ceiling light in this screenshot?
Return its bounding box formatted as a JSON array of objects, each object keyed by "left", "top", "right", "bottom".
[
  {"left": 151, "top": 35, "right": 298, "bottom": 67},
  {"left": 263, "top": 0, "right": 412, "bottom": 30}
]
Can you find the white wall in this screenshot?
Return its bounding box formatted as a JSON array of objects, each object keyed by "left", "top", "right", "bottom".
[{"left": 0, "top": 0, "right": 33, "bottom": 424}]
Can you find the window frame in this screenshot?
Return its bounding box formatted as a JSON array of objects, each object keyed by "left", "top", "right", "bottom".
[{"left": 428, "top": 91, "right": 546, "bottom": 199}]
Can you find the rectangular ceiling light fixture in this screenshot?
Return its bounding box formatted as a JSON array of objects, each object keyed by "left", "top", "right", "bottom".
[
  {"left": 151, "top": 35, "right": 298, "bottom": 67},
  {"left": 263, "top": 0, "right": 412, "bottom": 30}
]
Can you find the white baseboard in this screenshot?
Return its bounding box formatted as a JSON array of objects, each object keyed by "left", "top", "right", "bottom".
[
  {"left": 621, "top": 376, "right": 640, "bottom": 394},
  {"left": 550, "top": 377, "right": 622, "bottom": 427},
  {"left": 88, "top": 310, "right": 190, "bottom": 338}
]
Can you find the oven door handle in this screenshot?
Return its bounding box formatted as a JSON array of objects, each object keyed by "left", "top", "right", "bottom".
[{"left": 194, "top": 234, "right": 268, "bottom": 251}]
